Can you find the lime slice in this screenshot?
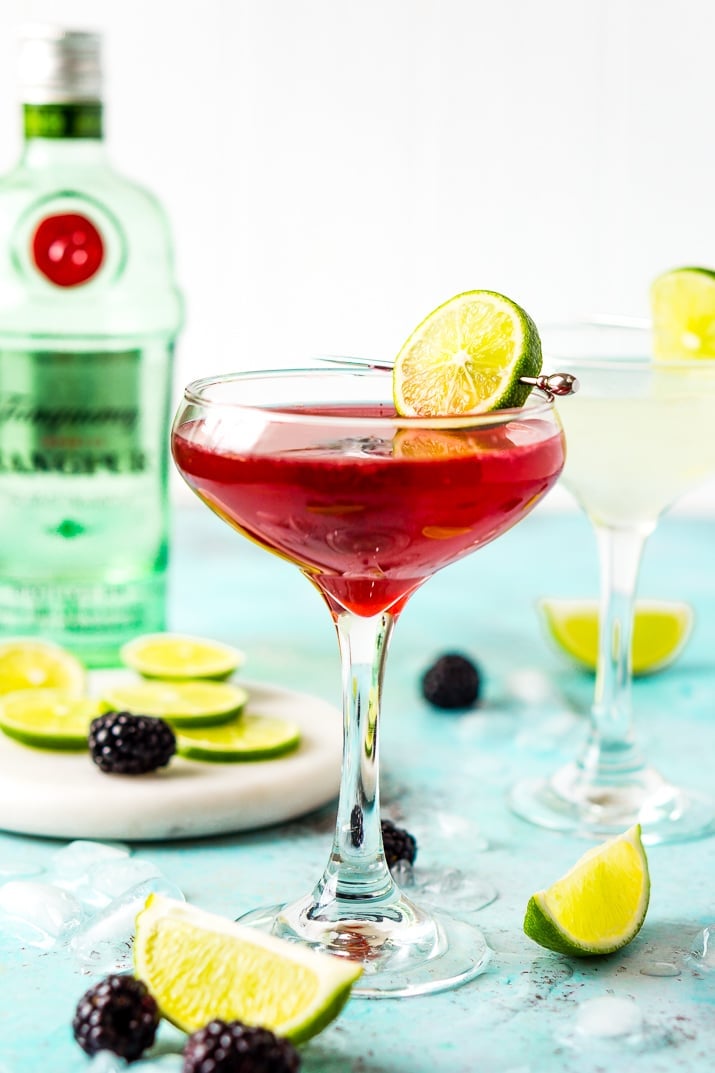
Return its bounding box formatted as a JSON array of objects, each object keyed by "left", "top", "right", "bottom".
[
  {"left": 121, "top": 633, "right": 245, "bottom": 681},
  {"left": 650, "top": 266, "right": 715, "bottom": 359},
  {"left": 393, "top": 290, "right": 542, "bottom": 416},
  {"left": 176, "top": 714, "right": 301, "bottom": 762},
  {"left": 0, "top": 638, "right": 85, "bottom": 697},
  {"left": 0, "top": 689, "right": 104, "bottom": 749},
  {"left": 523, "top": 824, "right": 650, "bottom": 956},
  {"left": 538, "top": 598, "right": 693, "bottom": 677},
  {"left": 134, "top": 894, "right": 362, "bottom": 1042},
  {"left": 100, "top": 681, "right": 248, "bottom": 727}
]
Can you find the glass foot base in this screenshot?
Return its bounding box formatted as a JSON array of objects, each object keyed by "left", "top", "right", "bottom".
[
  {"left": 237, "top": 894, "right": 491, "bottom": 998},
  {"left": 510, "top": 763, "right": 715, "bottom": 845}
]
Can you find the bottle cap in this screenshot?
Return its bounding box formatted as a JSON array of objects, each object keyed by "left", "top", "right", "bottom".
[{"left": 18, "top": 25, "right": 102, "bottom": 103}]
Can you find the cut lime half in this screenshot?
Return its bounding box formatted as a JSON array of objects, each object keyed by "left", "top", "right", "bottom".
[
  {"left": 393, "top": 290, "right": 542, "bottom": 417},
  {"left": 523, "top": 824, "right": 650, "bottom": 956},
  {"left": 100, "top": 680, "right": 248, "bottom": 727},
  {"left": 0, "top": 638, "right": 85, "bottom": 696},
  {"left": 650, "top": 266, "right": 715, "bottom": 360},
  {"left": 176, "top": 714, "right": 301, "bottom": 762},
  {"left": 0, "top": 689, "right": 104, "bottom": 750},
  {"left": 121, "top": 633, "right": 245, "bottom": 681},
  {"left": 134, "top": 894, "right": 362, "bottom": 1043},
  {"left": 538, "top": 598, "right": 693, "bottom": 676}
]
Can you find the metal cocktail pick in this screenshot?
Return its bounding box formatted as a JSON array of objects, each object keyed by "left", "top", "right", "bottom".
[
  {"left": 318, "top": 356, "right": 580, "bottom": 401},
  {"left": 519, "top": 372, "right": 579, "bottom": 399}
]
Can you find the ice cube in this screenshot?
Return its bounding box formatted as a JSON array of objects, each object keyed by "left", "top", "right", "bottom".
[
  {"left": 70, "top": 876, "right": 185, "bottom": 973},
  {"left": 692, "top": 925, "right": 715, "bottom": 969},
  {"left": 575, "top": 995, "right": 644, "bottom": 1039},
  {"left": 0, "top": 846, "right": 44, "bottom": 880},
  {"left": 83, "top": 858, "right": 163, "bottom": 908},
  {"left": 415, "top": 866, "right": 497, "bottom": 911},
  {"left": 0, "top": 880, "right": 82, "bottom": 944},
  {"left": 50, "top": 840, "right": 131, "bottom": 891}
]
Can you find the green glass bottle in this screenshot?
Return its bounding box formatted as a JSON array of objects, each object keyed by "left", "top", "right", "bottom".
[{"left": 0, "top": 26, "right": 184, "bottom": 666}]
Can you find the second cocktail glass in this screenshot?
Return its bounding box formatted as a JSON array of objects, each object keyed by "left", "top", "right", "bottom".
[
  {"left": 510, "top": 322, "right": 715, "bottom": 844},
  {"left": 172, "top": 364, "right": 565, "bottom": 997}
]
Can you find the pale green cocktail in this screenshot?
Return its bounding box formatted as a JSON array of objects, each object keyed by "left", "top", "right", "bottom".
[{"left": 511, "top": 321, "right": 715, "bottom": 844}]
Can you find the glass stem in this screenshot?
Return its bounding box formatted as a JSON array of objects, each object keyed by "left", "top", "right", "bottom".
[
  {"left": 586, "top": 522, "right": 652, "bottom": 778},
  {"left": 312, "top": 609, "right": 396, "bottom": 908}
]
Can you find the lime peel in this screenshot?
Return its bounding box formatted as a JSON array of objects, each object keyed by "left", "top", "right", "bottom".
[
  {"left": 134, "top": 894, "right": 362, "bottom": 1043},
  {"left": 523, "top": 824, "right": 650, "bottom": 956}
]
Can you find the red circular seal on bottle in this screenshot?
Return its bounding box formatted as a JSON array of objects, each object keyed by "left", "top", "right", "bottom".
[{"left": 31, "top": 212, "right": 105, "bottom": 287}]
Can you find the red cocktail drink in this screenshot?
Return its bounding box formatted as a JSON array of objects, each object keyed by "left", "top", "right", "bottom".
[{"left": 172, "top": 405, "right": 563, "bottom": 619}]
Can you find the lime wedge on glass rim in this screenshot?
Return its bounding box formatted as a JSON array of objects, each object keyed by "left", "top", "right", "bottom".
[
  {"left": 538, "top": 598, "right": 694, "bottom": 677},
  {"left": 100, "top": 680, "right": 248, "bottom": 727},
  {"left": 0, "top": 689, "right": 104, "bottom": 749},
  {"left": 523, "top": 824, "right": 650, "bottom": 956},
  {"left": 392, "top": 290, "right": 542, "bottom": 416},
  {"left": 176, "top": 714, "right": 301, "bottom": 761},
  {"left": 650, "top": 266, "right": 715, "bottom": 360},
  {"left": 121, "top": 633, "right": 245, "bottom": 681},
  {"left": 0, "top": 638, "right": 85, "bottom": 696},
  {"left": 134, "top": 894, "right": 362, "bottom": 1043}
]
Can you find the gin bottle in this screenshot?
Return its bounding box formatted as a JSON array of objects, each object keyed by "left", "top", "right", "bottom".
[{"left": 0, "top": 26, "right": 184, "bottom": 666}]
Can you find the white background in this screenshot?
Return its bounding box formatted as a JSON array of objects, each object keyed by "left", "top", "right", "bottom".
[{"left": 0, "top": 0, "right": 714, "bottom": 510}]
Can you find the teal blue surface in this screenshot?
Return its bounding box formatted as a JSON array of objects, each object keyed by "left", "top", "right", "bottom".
[{"left": 1, "top": 503, "right": 714, "bottom": 1072}]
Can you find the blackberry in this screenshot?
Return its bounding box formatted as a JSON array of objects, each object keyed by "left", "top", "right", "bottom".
[
  {"left": 183, "top": 1020, "right": 300, "bottom": 1073},
  {"left": 381, "top": 818, "right": 417, "bottom": 869},
  {"left": 72, "top": 973, "right": 159, "bottom": 1060},
  {"left": 89, "top": 710, "right": 176, "bottom": 775},
  {"left": 421, "top": 652, "right": 481, "bottom": 710}
]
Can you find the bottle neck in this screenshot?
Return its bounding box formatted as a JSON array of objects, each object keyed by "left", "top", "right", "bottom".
[{"left": 21, "top": 102, "right": 107, "bottom": 167}]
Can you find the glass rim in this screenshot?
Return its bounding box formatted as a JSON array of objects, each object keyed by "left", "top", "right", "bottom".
[
  {"left": 180, "top": 363, "right": 559, "bottom": 429},
  {"left": 540, "top": 316, "right": 715, "bottom": 372}
]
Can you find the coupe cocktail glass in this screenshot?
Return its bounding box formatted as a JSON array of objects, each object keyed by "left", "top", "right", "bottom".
[
  {"left": 510, "top": 322, "right": 715, "bottom": 844},
  {"left": 172, "top": 364, "right": 565, "bottom": 996}
]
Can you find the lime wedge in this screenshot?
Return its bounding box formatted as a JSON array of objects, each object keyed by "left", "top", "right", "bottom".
[
  {"left": 100, "top": 681, "right": 248, "bottom": 727},
  {"left": 650, "top": 266, "right": 715, "bottom": 359},
  {"left": 0, "top": 689, "right": 104, "bottom": 749},
  {"left": 176, "top": 714, "right": 301, "bottom": 761},
  {"left": 393, "top": 290, "right": 542, "bottom": 416},
  {"left": 121, "top": 633, "right": 245, "bottom": 681},
  {"left": 134, "top": 894, "right": 362, "bottom": 1042},
  {"left": 538, "top": 598, "right": 693, "bottom": 676},
  {"left": 0, "top": 638, "right": 85, "bottom": 697},
  {"left": 523, "top": 824, "right": 650, "bottom": 956}
]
